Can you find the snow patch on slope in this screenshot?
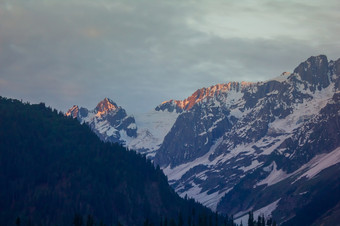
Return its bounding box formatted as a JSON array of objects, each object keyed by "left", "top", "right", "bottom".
[
  {"left": 179, "top": 184, "right": 232, "bottom": 211},
  {"left": 257, "top": 162, "right": 289, "bottom": 187},
  {"left": 294, "top": 147, "right": 340, "bottom": 182},
  {"left": 128, "top": 109, "right": 179, "bottom": 155},
  {"left": 268, "top": 83, "right": 334, "bottom": 134},
  {"left": 239, "top": 160, "right": 262, "bottom": 172},
  {"left": 163, "top": 137, "right": 225, "bottom": 181},
  {"left": 257, "top": 147, "right": 340, "bottom": 188}
]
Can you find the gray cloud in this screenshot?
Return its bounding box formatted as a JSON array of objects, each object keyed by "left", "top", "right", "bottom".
[{"left": 0, "top": 0, "right": 339, "bottom": 113}]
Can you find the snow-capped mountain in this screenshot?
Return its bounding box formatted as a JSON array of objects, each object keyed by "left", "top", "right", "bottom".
[
  {"left": 66, "top": 98, "right": 137, "bottom": 144},
  {"left": 67, "top": 55, "right": 340, "bottom": 224},
  {"left": 153, "top": 55, "right": 340, "bottom": 224}
]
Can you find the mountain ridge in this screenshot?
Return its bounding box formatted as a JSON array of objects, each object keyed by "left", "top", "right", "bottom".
[
  {"left": 66, "top": 54, "right": 340, "bottom": 225},
  {"left": 156, "top": 81, "right": 255, "bottom": 113}
]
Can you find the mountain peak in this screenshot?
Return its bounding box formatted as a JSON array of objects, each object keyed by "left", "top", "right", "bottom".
[
  {"left": 293, "top": 55, "right": 328, "bottom": 73},
  {"left": 293, "top": 54, "right": 330, "bottom": 89},
  {"left": 95, "top": 98, "right": 118, "bottom": 114},
  {"left": 65, "top": 105, "right": 79, "bottom": 118}
]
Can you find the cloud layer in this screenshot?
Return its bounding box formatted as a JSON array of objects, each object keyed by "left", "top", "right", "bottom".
[{"left": 1, "top": 0, "right": 339, "bottom": 113}]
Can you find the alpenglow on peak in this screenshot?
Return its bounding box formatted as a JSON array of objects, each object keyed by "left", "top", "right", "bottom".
[
  {"left": 156, "top": 81, "right": 255, "bottom": 113},
  {"left": 95, "top": 98, "right": 118, "bottom": 115}
]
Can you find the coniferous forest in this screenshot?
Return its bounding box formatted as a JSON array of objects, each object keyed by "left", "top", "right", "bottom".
[{"left": 0, "top": 96, "right": 228, "bottom": 225}]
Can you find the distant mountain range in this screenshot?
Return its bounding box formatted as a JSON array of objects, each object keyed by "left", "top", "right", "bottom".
[{"left": 67, "top": 55, "right": 340, "bottom": 225}]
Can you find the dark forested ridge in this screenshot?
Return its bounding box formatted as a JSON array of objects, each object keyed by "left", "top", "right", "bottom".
[{"left": 0, "top": 96, "right": 226, "bottom": 226}]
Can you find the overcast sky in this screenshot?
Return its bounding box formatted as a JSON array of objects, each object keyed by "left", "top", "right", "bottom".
[{"left": 1, "top": 0, "right": 340, "bottom": 114}]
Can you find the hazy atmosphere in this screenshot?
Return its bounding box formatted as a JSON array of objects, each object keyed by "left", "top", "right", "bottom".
[{"left": 1, "top": 0, "right": 339, "bottom": 113}]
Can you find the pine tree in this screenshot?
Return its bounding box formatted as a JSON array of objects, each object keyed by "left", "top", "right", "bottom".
[
  {"left": 209, "top": 214, "right": 213, "bottom": 226},
  {"left": 261, "top": 215, "right": 265, "bottom": 226},
  {"left": 223, "top": 214, "right": 229, "bottom": 226},
  {"left": 26, "top": 219, "right": 33, "bottom": 226},
  {"left": 178, "top": 212, "right": 184, "bottom": 226},
  {"left": 15, "top": 217, "right": 21, "bottom": 226},
  {"left": 187, "top": 215, "right": 192, "bottom": 226},
  {"left": 228, "top": 215, "right": 234, "bottom": 226},
  {"left": 192, "top": 208, "right": 196, "bottom": 226},
  {"left": 248, "top": 212, "right": 254, "bottom": 226},
  {"left": 160, "top": 216, "right": 163, "bottom": 226},
  {"left": 86, "top": 215, "right": 94, "bottom": 226},
  {"left": 258, "top": 215, "right": 262, "bottom": 226},
  {"left": 74, "top": 214, "right": 83, "bottom": 226},
  {"left": 169, "top": 218, "right": 176, "bottom": 226},
  {"left": 144, "top": 218, "right": 150, "bottom": 226},
  {"left": 203, "top": 214, "right": 208, "bottom": 226},
  {"left": 266, "top": 218, "right": 272, "bottom": 226},
  {"left": 215, "top": 212, "right": 218, "bottom": 226},
  {"left": 164, "top": 217, "right": 168, "bottom": 226},
  {"left": 198, "top": 215, "right": 203, "bottom": 226}
]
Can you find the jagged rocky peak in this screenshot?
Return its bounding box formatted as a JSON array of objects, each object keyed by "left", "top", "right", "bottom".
[
  {"left": 332, "top": 57, "right": 340, "bottom": 75},
  {"left": 65, "top": 105, "right": 79, "bottom": 118},
  {"left": 155, "top": 100, "right": 185, "bottom": 113},
  {"left": 293, "top": 55, "right": 330, "bottom": 89},
  {"left": 156, "top": 81, "right": 254, "bottom": 113},
  {"left": 95, "top": 97, "right": 118, "bottom": 114},
  {"left": 66, "top": 97, "right": 137, "bottom": 144},
  {"left": 329, "top": 57, "right": 340, "bottom": 90},
  {"left": 280, "top": 72, "right": 291, "bottom": 77}
]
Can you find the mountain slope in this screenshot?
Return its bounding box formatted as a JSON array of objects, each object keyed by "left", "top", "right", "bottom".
[{"left": 0, "top": 97, "right": 219, "bottom": 226}]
